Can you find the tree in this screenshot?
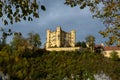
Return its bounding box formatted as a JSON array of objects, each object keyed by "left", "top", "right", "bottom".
[
  {"left": 86, "top": 35, "right": 95, "bottom": 52},
  {"left": 75, "top": 41, "right": 81, "bottom": 47},
  {"left": 0, "top": 27, "right": 12, "bottom": 50},
  {"left": 28, "top": 32, "right": 41, "bottom": 48},
  {"left": 110, "top": 51, "right": 119, "bottom": 61},
  {"left": 65, "top": 0, "right": 120, "bottom": 46},
  {"left": 76, "top": 41, "right": 86, "bottom": 48},
  {"left": 11, "top": 32, "right": 25, "bottom": 50},
  {"left": 81, "top": 41, "right": 87, "bottom": 48},
  {"left": 0, "top": 0, "right": 46, "bottom": 25}
]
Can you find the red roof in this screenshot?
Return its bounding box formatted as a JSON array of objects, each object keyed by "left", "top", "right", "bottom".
[{"left": 104, "top": 46, "right": 120, "bottom": 51}]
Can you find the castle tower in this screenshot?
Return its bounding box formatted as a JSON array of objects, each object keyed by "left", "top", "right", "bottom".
[
  {"left": 56, "top": 27, "right": 61, "bottom": 47},
  {"left": 70, "top": 30, "right": 76, "bottom": 47},
  {"left": 46, "top": 30, "right": 50, "bottom": 48}
]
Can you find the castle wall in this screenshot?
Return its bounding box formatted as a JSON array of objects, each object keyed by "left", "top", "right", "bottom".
[{"left": 46, "top": 47, "right": 80, "bottom": 51}]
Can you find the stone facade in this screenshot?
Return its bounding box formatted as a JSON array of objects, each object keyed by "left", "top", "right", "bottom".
[{"left": 46, "top": 27, "right": 76, "bottom": 48}]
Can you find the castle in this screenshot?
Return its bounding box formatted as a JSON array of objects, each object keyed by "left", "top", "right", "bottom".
[
  {"left": 46, "top": 27, "right": 75, "bottom": 48},
  {"left": 46, "top": 26, "right": 80, "bottom": 51}
]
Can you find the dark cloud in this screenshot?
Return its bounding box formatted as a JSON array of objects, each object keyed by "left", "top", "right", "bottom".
[{"left": 0, "top": 0, "right": 107, "bottom": 47}]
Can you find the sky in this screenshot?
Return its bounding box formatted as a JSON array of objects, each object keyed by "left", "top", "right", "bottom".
[{"left": 0, "top": 0, "right": 107, "bottom": 47}]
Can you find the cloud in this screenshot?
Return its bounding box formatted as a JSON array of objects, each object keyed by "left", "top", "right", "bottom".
[{"left": 0, "top": 0, "right": 107, "bottom": 47}]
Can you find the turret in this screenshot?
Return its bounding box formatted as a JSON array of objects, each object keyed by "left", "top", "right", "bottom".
[
  {"left": 56, "top": 26, "right": 61, "bottom": 47},
  {"left": 46, "top": 30, "right": 51, "bottom": 48},
  {"left": 70, "top": 30, "right": 76, "bottom": 47}
]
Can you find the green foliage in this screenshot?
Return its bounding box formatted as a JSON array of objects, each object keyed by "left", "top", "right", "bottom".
[
  {"left": 0, "top": 46, "right": 120, "bottom": 80},
  {"left": 75, "top": 41, "right": 86, "bottom": 48},
  {"left": 85, "top": 35, "right": 95, "bottom": 52},
  {"left": 75, "top": 41, "right": 81, "bottom": 47},
  {"left": 1, "top": 45, "right": 12, "bottom": 54},
  {"left": 10, "top": 32, "right": 25, "bottom": 50},
  {"left": 41, "top": 5, "right": 46, "bottom": 11},
  {"left": 65, "top": 0, "right": 120, "bottom": 46},
  {"left": 110, "top": 51, "right": 119, "bottom": 61},
  {"left": 0, "top": 0, "right": 46, "bottom": 25},
  {"left": 0, "top": 28, "right": 12, "bottom": 50},
  {"left": 28, "top": 32, "right": 41, "bottom": 48}
]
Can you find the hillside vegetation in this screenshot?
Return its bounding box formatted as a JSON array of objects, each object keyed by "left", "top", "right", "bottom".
[{"left": 0, "top": 47, "right": 120, "bottom": 80}]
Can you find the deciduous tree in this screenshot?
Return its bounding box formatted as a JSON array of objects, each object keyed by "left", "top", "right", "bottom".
[
  {"left": 76, "top": 41, "right": 86, "bottom": 48},
  {"left": 11, "top": 32, "right": 25, "bottom": 50},
  {"left": 65, "top": 0, "right": 120, "bottom": 46},
  {"left": 86, "top": 35, "right": 95, "bottom": 52},
  {"left": 0, "top": 27, "right": 12, "bottom": 50},
  {"left": 28, "top": 32, "right": 41, "bottom": 48},
  {"left": 0, "top": 0, "right": 46, "bottom": 25}
]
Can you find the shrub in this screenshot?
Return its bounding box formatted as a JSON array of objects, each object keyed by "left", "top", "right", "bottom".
[{"left": 110, "top": 51, "right": 119, "bottom": 61}]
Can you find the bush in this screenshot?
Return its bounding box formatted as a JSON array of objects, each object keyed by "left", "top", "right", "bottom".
[{"left": 110, "top": 51, "right": 119, "bottom": 61}]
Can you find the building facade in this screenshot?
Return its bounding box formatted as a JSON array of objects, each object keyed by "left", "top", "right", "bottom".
[
  {"left": 102, "top": 46, "right": 120, "bottom": 58},
  {"left": 46, "top": 27, "right": 76, "bottom": 48}
]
